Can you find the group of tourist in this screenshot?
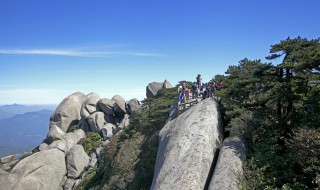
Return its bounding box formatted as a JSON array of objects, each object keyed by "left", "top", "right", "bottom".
[{"left": 178, "top": 74, "right": 225, "bottom": 103}]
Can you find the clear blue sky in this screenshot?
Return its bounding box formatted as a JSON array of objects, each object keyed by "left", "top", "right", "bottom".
[{"left": 0, "top": 0, "right": 319, "bottom": 104}]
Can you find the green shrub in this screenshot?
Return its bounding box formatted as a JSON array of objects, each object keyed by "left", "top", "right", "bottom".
[
  {"left": 287, "top": 128, "right": 320, "bottom": 188},
  {"left": 69, "top": 124, "right": 79, "bottom": 132},
  {"left": 79, "top": 133, "right": 102, "bottom": 155}
]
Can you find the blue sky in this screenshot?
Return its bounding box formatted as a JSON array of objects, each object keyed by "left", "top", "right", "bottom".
[{"left": 0, "top": 0, "right": 319, "bottom": 104}]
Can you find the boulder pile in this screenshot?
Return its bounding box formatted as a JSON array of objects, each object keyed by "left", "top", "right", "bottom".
[{"left": 2, "top": 92, "right": 142, "bottom": 190}]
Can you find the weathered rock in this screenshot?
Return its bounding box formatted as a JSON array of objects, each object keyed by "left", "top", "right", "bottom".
[
  {"left": 102, "top": 140, "right": 110, "bottom": 147},
  {"left": 146, "top": 80, "right": 173, "bottom": 99},
  {"left": 102, "top": 123, "right": 116, "bottom": 141},
  {"left": 95, "top": 146, "right": 104, "bottom": 159},
  {"left": 0, "top": 168, "right": 9, "bottom": 174},
  {"left": 126, "top": 98, "right": 141, "bottom": 115},
  {"left": 73, "top": 179, "right": 81, "bottom": 189},
  {"left": 151, "top": 99, "right": 223, "bottom": 190},
  {"left": 0, "top": 168, "right": 10, "bottom": 190},
  {"left": 66, "top": 145, "right": 90, "bottom": 179},
  {"left": 46, "top": 125, "right": 66, "bottom": 144},
  {"left": 1, "top": 160, "right": 18, "bottom": 171},
  {"left": 146, "top": 82, "right": 163, "bottom": 99},
  {"left": 208, "top": 137, "right": 247, "bottom": 190},
  {"left": 0, "top": 155, "right": 15, "bottom": 164},
  {"left": 50, "top": 92, "right": 87, "bottom": 132},
  {"left": 112, "top": 95, "right": 126, "bottom": 116},
  {"left": 39, "top": 143, "right": 49, "bottom": 151},
  {"left": 104, "top": 114, "right": 115, "bottom": 124},
  {"left": 80, "top": 93, "right": 101, "bottom": 119},
  {"left": 60, "top": 176, "right": 68, "bottom": 188},
  {"left": 87, "top": 152, "right": 98, "bottom": 169},
  {"left": 48, "top": 140, "right": 68, "bottom": 153},
  {"left": 165, "top": 99, "right": 179, "bottom": 124},
  {"left": 87, "top": 112, "right": 107, "bottom": 133},
  {"left": 162, "top": 79, "right": 173, "bottom": 89},
  {"left": 8, "top": 148, "right": 67, "bottom": 190},
  {"left": 62, "top": 129, "right": 86, "bottom": 152},
  {"left": 78, "top": 118, "right": 91, "bottom": 133},
  {"left": 64, "top": 178, "right": 76, "bottom": 190},
  {"left": 98, "top": 98, "right": 115, "bottom": 115},
  {"left": 117, "top": 114, "right": 130, "bottom": 130}
]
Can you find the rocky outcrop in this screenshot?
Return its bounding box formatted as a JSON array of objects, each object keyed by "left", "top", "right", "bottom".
[
  {"left": 208, "top": 137, "right": 247, "bottom": 190},
  {"left": 61, "top": 129, "right": 86, "bottom": 153},
  {"left": 146, "top": 80, "right": 173, "bottom": 98},
  {"left": 48, "top": 139, "right": 68, "bottom": 153},
  {"left": 66, "top": 145, "right": 90, "bottom": 179},
  {"left": 80, "top": 93, "right": 100, "bottom": 119},
  {"left": 165, "top": 99, "right": 179, "bottom": 124},
  {"left": 50, "top": 92, "right": 87, "bottom": 132},
  {"left": 4, "top": 91, "right": 137, "bottom": 190},
  {"left": 151, "top": 99, "right": 223, "bottom": 190},
  {"left": 87, "top": 112, "right": 107, "bottom": 133},
  {"left": 46, "top": 125, "right": 65, "bottom": 144},
  {"left": 126, "top": 98, "right": 141, "bottom": 115},
  {"left": 98, "top": 98, "right": 115, "bottom": 115},
  {"left": 162, "top": 79, "right": 172, "bottom": 89},
  {"left": 0, "top": 168, "right": 9, "bottom": 190},
  {"left": 117, "top": 114, "right": 130, "bottom": 130},
  {"left": 0, "top": 155, "right": 16, "bottom": 164},
  {"left": 7, "top": 148, "right": 67, "bottom": 190},
  {"left": 102, "top": 123, "right": 116, "bottom": 141},
  {"left": 112, "top": 95, "right": 126, "bottom": 116}
]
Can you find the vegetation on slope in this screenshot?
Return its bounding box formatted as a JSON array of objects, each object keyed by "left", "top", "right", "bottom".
[
  {"left": 76, "top": 87, "right": 177, "bottom": 190},
  {"left": 213, "top": 36, "right": 320, "bottom": 189}
]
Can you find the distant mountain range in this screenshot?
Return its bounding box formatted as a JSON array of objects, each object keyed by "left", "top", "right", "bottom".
[
  {"left": 0, "top": 104, "right": 56, "bottom": 157},
  {"left": 0, "top": 103, "right": 57, "bottom": 120}
]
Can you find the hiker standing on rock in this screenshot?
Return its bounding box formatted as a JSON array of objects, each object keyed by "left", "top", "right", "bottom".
[
  {"left": 192, "top": 82, "right": 198, "bottom": 99},
  {"left": 196, "top": 74, "right": 202, "bottom": 89}
]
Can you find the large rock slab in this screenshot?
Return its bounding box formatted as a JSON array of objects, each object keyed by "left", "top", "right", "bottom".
[
  {"left": 7, "top": 148, "right": 67, "bottom": 190},
  {"left": 151, "top": 99, "right": 223, "bottom": 190},
  {"left": 98, "top": 98, "right": 115, "bottom": 115},
  {"left": 50, "top": 92, "right": 87, "bottom": 132},
  {"left": 66, "top": 145, "right": 90, "bottom": 179},
  {"left": 208, "top": 137, "right": 247, "bottom": 190},
  {"left": 80, "top": 93, "right": 101, "bottom": 119}
]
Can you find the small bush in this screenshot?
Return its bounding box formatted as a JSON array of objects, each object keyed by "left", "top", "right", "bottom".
[
  {"left": 79, "top": 133, "right": 102, "bottom": 155},
  {"left": 69, "top": 124, "right": 79, "bottom": 132}
]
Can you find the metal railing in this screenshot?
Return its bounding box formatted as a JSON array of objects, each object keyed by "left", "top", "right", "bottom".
[{"left": 177, "top": 98, "right": 200, "bottom": 115}]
